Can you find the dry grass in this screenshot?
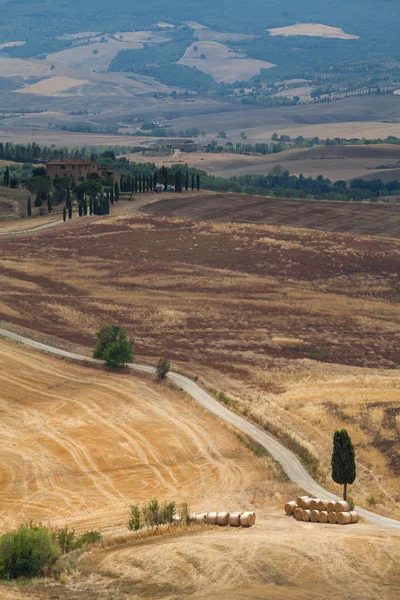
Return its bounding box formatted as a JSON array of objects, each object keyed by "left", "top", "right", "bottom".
[
  {"left": 178, "top": 41, "right": 275, "bottom": 83},
  {"left": 0, "top": 212, "right": 399, "bottom": 517},
  {"left": 3, "top": 512, "right": 399, "bottom": 599},
  {"left": 268, "top": 23, "right": 359, "bottom": 40},
  {"left": 0, "top": 338, "right": 287, "bottom": 536},
  {"left": 16, "top": 76, "right": 89, "bottom": 96}
]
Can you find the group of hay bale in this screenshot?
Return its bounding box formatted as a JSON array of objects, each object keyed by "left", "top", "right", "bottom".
[
  {"left": 190, "top": 511, "right": 256, "bottom": 528},
  {"left": 284, "top": 496, "right": 358, "bottom": 525}
]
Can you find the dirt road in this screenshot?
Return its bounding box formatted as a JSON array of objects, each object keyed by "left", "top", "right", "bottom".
[{"left": 0, "top": 326, "right": 398, "bottom": 530}]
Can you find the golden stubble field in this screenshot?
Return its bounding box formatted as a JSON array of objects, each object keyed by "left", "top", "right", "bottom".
[
  {"left": 0, "top": 338, "right": 280, "bottom": 536},
  {"left": 0, "top": 211, "right": 399, "bottom": 519}
]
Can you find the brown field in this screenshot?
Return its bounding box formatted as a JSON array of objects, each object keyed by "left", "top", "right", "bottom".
[
  {"left": 141, "top": 190, "right": 400, "bottom": 237},
  {"left": 0, "top": 338, "right": 278, "bottom": 535},
  {"left": 268, "top": 23, "right": 359, "bottom": 39},
  {"left": 178, "top": 41, "right": 275, "bottom": 83},
  {"left": 0, "top": 209, "right": 399, "bottom": 518},
  {"left": 129, "top": 144, "right": 400, "bottom": 181}
]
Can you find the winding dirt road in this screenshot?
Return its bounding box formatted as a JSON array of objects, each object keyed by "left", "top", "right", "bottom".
[{"left": 0, "top": 326, "right": 399, "bottom": 530}]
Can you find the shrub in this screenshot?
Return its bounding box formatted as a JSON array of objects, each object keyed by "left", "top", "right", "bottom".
[
  {"left": 94, "top": 325, "right": 133, "bottom": 368},
  {"left": 75, "top": 530, "right": 102, "bottom": 547},
  {"left": 0, "top": 525, "right": 59, "bottom": 579},
  {"left": 55, "top": 526, "right": 75, "bottom": 554},
  {"left": 127, "top": 504, "right": 141, "bottom": 531},
  {"left": 156, "top": 358, "right": 171, "bottom": 379}
]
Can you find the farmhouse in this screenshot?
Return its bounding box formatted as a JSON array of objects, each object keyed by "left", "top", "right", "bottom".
[{"left": 46, "top": 159, "right": 120, "bottom": 182}]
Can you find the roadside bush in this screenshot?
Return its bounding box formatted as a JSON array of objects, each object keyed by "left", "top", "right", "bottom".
[
  {"left": 75, "top": 530, "right": 102, "bottom": 547},
  {"left": 93, "top": 325, "right": 133, "bottom": 368},
  {"left": 0, "top": 525, "right": 59, "bottom": 579},
  {"left": 155, "top": 358, "right": 171, "bottom": 379},
  {"left": 54, "top": 527, "right": 102, "bottom": 553},
  {"left": 127, "top": 499, "right": 179, "bottom": 531}
]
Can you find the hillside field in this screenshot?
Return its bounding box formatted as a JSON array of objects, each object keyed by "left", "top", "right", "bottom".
[
  {"left": 0, "top": 338, "right": 277, "bottom": 535},
  {"left": 128, "top": 144, "right": 400, "bottom": 182},
  {"left": 140, "top": 190, "right": 400, "bottom": 237},
  {"left": 0, "top": 210, "right": 399, "bottom": 519}
]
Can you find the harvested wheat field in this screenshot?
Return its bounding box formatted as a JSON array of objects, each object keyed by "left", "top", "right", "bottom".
[
  {"left": 268, "top": 23, "right": 359, "bottom": 39},
  {"left": 0, "top": 338, "right": 284, "bottom": 535},
  {"left": 16, "top": 76, "right": 89, "bottom": 96},
  {"left": 0, "top": 211, "right": 399, "bottom": 517},
  {"left": 178, "top": 41, "right": 275, "bottom": 83},
  {"left": 3, "top": 513, "right": 399, "bottom": 600}
]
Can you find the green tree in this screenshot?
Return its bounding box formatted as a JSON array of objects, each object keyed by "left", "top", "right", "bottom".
[
  {"left": 3, "top": 166, "right": 9, "bottom": 187},
  {"left": 47, "top": 194, "right": 52, "bottom": 213},
  {"left": 114, "top": 181, "right": 120, "bottom": 201},
  {"left": 27, "top": 197, "right": 32, "bottom": 217},
  {"left": 0, "top": 525, "right": 59, "bottom": 579},
  {"left": 93, "top": 325, "right": 133, "bottom": 368},
  {"left": 156, "top": 358, "right": 171, "bottom": 379},
  {"left": 63, "top": 206, "right": 66, "bottom": 221},
  {"left": 196, "top": 173, "right": 200, "bottom": 191},
  {"left": 331, "top": 429, "right": 356, "bottom": 501},
  {"left": 185, "top": 171, "right": 189, "bottom": 190}
]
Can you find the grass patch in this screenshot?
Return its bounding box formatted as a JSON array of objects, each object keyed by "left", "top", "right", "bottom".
[{"left": 209, "top": 388, "right": 238, "bottom": 408}]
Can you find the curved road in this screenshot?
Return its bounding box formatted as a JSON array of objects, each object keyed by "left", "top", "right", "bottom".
[
  {"left": 0, "top": 219, "right": 63, "bottom": 237},
  {"left": 0, "top": 326, "right": 399, "bottom": 530}
]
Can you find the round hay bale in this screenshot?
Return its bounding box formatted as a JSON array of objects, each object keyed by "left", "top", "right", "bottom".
[
  {"left": 302, "top": 509, "right": 311, "bottom": 522},
  {"left": 327, "top": 511, "right": 337, "bottom": 524},
  {"left": 216, "top": 512, "right": 230, "bottom": 526},
  {"left": 194, "top": 513, "right": 207, "bottom": 524},
  {"left": 297, "top": 496, "right": 309, "bottom": 509},
  {"left": 207, "top": 512, "right": 218, "bottom": 525},
  {"left": 293, "top": 508, "right": 303, "bottom": 521},
  {"left": 284, "top": 501, "right": 297, "bottom": 515},
  {"left": 240, "top": 512, "right": 255, "bottom": 527},
  {"left": 337, "top": 512, "right": 352, "bottom": 525},
  {"left": 349, "top": 511, "right": 358, "bottom": 524},
  {"left": 309, "top": 498, "right": 320, "bottom": 510},
  {"left": 310, "top": 509, "right": 319, "bottom": 522},
  {"left": 317, "top": 500, "right": 327, "bottom": 511},
  {"left": 228, "top": 513, "right": 242, "bottom": 527},
  {"left": 327, "top": 501, "right": 336, "bottom": 513},
  {"left": 318, "top": 511, "right": 329, "bottom": 523},
  {"left": 335, "top": 501, "right": 350, "bottom": 512}
]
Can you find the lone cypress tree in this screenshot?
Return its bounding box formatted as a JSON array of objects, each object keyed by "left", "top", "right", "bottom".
[
  {"left": 331, "top": 429, "right": 356, "bottom": 501},
  {"left": 63, "top": 206, "right": 66, "bottom": 222},
  {"left": 27, "top": 197, "right": 32, "bottom": 217},
  {"left": 3, "top": 166, "right": 9, "bottom": 187}
]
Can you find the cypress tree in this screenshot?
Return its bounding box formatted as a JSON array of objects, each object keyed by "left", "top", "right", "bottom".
[
  {"left": 134, "top": 176, "right": 138, "bottom": 194},
  {"left": 331, "top": 429, "right": 356, "bottom": 501},
  {"left": 153, "top": 171, "right": 158, "bottom": 188},
  {"left": 114, "top": 181, "right": 120, "bottom": 201},
  {"left": 27, "top": 197, "right": 32, "bottom": 217},
  {"left": 68, "top": 196, "right": 72, "bottom": 219},
  {"left": 34, "top": 193, "right": 42, "bottom": 207},
  {"left": 196, "top": 173, "right": 200, "bottom": 191},
  {"left": 110, "top": 188, "right": 114, "bottom": 204},
  {"left": 47, "top": 194, "right": 52, "bottom": 213},
  {"left": 63, "top": 206, "right": 66, "bottom": 222},
  {"left": 138, "top": 176, "right": 142, "bottom": 194},
  {"left": 89, "top": 197, "right": 93, "bottom": 215},
  {"left": 185, "top": 171, "right": 189, "bottom": 190},
  {"left": 78, "top": 201, "right": 83, "bottom": 217},
  {"left": 83, "top": 197, "right": 88, "bottom": 216},
  {"left": 93, "top": 198, "right": 98, "bottom": 215},
  {"left": 191, "top": 173, "right": 195, "bottom": 190},
  {"left": 3, "top": 166, "right": 9, "bottom": 187},
  {"left": 161, "top": 166, "right": 168, "bottom": 191}
]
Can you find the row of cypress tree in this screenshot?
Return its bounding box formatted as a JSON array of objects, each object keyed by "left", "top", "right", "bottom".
[{"left": 120, "top": 170, "right": 200, "bottom": 193}]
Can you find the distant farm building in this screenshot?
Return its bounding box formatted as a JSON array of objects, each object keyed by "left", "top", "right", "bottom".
[{"left": 46, "top": 159, "right": 120, "bottom": 182}]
